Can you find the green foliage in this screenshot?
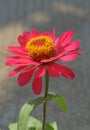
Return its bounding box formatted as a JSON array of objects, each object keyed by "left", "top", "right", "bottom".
[
  {"left": 9, "top": 92, "right": 67, "bottom": 130},
  {"left": 27, "top": 116, "right": 41, "bottom": 130},
  {"left": 17, "top": 96, "right": 55, "bottom": 130},
  {"left": 9, "top": 117, "right": 58, "bottom": 130},
  {"left": 54, "top": 96, "right": 68, "bottom": 113},
  {"left": 9, "top": 123, "right": 17, "bottom": 130},
  {"left": 45, "top": 123, "right": 54, "bottom": 130},
  {"left": 50, "top": 122, "right": 58, "bottom": 130},
  {"left": 48, "top": 92, "right": 68, "bottom": 113},
  {"left": 17, "top": 103, "right": 34, "bottom": 130},
  {"left": 29, "top": 128, "right": 36, "bottom": 130}
]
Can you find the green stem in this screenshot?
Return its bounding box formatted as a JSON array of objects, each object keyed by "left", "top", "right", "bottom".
[{"left": 42, "top": 71, "right": 49, "bottom": 130}]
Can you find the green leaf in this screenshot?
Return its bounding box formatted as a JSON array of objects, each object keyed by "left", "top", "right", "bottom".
[
  {"left": 28, "top": 127, "right": 36, "bottom": 130},
  {"left": 27, "top": 116, "right": 42, "bottom": 130},
  {"left": 45, "top": 123, "right": 54, "bottom": 130},
  {"left": 48, "top": 92, "right": 68, "bottom": 113},
  {"left": 8, "top": 121, "right": 58, "bottom": 130},
  {"left": 17, "top": 95, "right": 53, "bottom": 130},
  {"left": 27, "top": 116, "right": 58, "bottom": 130},
  {"left": 50, "top": 122, "right": 58, "bottom": 130},
  {"left": 9, "top": 123, "right": 17, "bottom": 130},
  {"left": 17, "top": 92, "right": 67, "bottom": 130},
  {"left": 54, "top": 96, "right": 68, "bottom": 113},
  {"left": 17, "top": 103, "right": 34, "bottom": 130}
]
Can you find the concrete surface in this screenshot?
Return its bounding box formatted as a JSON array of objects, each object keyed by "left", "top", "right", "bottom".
[{"left": 0, "top": 0, "right": 90, "bottom": 130}]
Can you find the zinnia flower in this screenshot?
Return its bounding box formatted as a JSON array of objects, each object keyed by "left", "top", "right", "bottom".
[{"left": 6, "top": 29, "right": 82, "bottom": 94}]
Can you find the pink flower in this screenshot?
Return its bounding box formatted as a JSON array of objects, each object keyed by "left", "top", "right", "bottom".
[{"left": 6, "top": 29, "right": 83, "bottom": 94}]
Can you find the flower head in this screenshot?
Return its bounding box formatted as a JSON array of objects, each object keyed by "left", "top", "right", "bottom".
[{"left": 6, "top": 29, "right": 83, "bottom": 94}]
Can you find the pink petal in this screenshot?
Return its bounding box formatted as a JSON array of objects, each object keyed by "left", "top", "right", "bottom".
[
  {"left": 31, "top": 30, "right": 41, "bottom": 37},
  {"left": 43, "top": 31, "right": 53, "bottom": 39},
  {"left": 23, "top": 31, "right": 31, "bottom": 37},
  {"left": 48, "top": 63, "right": 62, "bottom": 77},
  {"left": 41, "top": 52, "right": 64, "bottom": 63},
  {"left": 58, "top": 52, "right": 83, "bottom": 61},
  {"left": 6, "top": 56, "right": 40, "bottom": 66},
  {"left": 55, "top": 31, "right": 74, "bottom": 47},
  {"left": 18, "top": 66, "right": 36, "bottom": 86},
  {"left": 58, "top": 65, "right": 75, "bottom": 79},
  {"left": 64, "top": 41, "right": 80, "bottom": 52},
  {"left": 7, "top": 46, "right": 28, "bottom": 56},
  {"left": 18, "top": 30, "right": 41, "bottom": 48},
  {"left": 48, "top": 62, "right": 75, "bottom": 79},
  {"left": 32, "top": 78, "right": 42, "bottom": 95},
  {"left": 9, "top": 66, "right": 27, "bottom": 76},
  {"left": 23, "top": 31, "right": 33, "bottom": 42},
  {"left": 34, "top": 65, "right": 46, "bottom": 78},
  {"left": 18, "top": 35, "right": 26, "bottom": 47}
]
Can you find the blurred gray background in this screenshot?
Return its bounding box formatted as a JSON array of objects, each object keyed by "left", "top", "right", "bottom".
[{"left": 0, "top": 0, "right": 90, "bottom": 130}]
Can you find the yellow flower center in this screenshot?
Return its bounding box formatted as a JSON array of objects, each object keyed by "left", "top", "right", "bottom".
[{"left": 25, "top": 36, "right": 56, "bottom": 62}]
